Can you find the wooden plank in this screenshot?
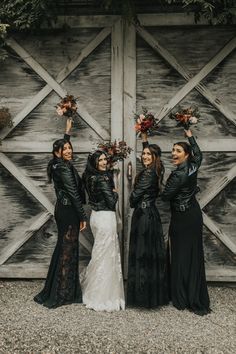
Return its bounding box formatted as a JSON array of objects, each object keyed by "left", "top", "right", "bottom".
[
  {"left": 155, "top": 36, "right": 236, "bottom": 122},
  {"left": 123, "top": 22, "right": 137, "bottom": 280},
  {"left": 6, "top": 36, "right": 110, "bottom": 141},
  {"left": 111, "top": 19, "right": 124, "bottom": 239},
  {"left": 0, "top": 140, "right": 94, "bottom": 153},
  {"left": 203, "top": 211, "right": 236, "bottom": 254},
  {"left": 136, "top": 25, "right": 236, "bottom": 127},
  {"left": 0, "top": 212, "right": 52, "bottom": 265},
  {"left": 45, "top": 14, "right": 209, "bottom": 29},
  {"left": 138, "top": 13, "right": 209, "bottom": 27},
  {"left": 0, "top": 260, "right": 89, "bottom": 278},
  {"left": 199, "top": 165, "right": 236, "bottom": 208},
  {"left": 137, "top": 138, "right": 236, "bottom": 152},
  {"left": 206, "top": 267, "right": 236, "bottom": 282},
  {"left": 52, "top": 15, "right": 119, "bottom": 28},
  {"left": 1, "top": 27, "right": 111, "bottom": 140},
  {"left": 0, "top": 152, "right": 54, "bottom": 214}
]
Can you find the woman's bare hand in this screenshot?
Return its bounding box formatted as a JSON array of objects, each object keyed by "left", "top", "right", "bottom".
[
  {"left": 184, "top": 128, "right": 193, "bottom": 138},
  {"left": 141, "top": 132, "right": 148, "bottom": 142},
  {"left": 80, "top": 221, "right": 87, "bottom": 231},
  {"left": 65, "top": 118, "right": 73, "bottom": 134}
]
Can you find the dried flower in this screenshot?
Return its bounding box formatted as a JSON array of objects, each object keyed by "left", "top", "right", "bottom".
[
  {"left": 97, "top": 140, "right": 132, "bottom": 164},
  {"left": 55, "top": 95, "right": 78, "bottom": 117},
  {"left": 134, "top": 107, "right": 159, "bottom": 135},
  {"left": 169, "top": 106, "right": 200, "bottom": 129}
]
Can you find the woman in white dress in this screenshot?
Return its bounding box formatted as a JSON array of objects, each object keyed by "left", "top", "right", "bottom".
[{"left": 82, "top": 150, "right": 125, "bottom": 311}]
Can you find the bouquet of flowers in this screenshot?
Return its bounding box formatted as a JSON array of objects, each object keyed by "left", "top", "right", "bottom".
[
  {"left": 169, "top": 106, "right": 200, "bottom": 129},
  {"left": 56, "top": 95, "right": 78, "bottom": 118},
  {"left": 97, "top": 140, "right": 132, "bottom": 164},
  {"left": 134, "top": 107, "right": 159, "bottom": 135},
  {"left": 0, "top": 107, "right": 13, "bottom": 129}
]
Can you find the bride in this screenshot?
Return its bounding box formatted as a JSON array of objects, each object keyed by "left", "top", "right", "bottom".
[{"left": 82, "top": 150, "right": 125, "bottom": 311}]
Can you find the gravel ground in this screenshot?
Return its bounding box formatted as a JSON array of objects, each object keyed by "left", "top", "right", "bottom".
[{"left": 0, "top": 281, "right": 235, "bottom": 354}]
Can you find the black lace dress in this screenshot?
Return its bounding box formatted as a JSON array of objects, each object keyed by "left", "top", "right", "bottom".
[
  {"left": 127, "top": 166, "right": 169, "bottom": 308},
  {"left": 34, "top": 156, "right": 87, "bottom": 309}
]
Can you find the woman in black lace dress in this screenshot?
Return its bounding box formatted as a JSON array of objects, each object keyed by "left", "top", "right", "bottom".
[
  {"left": 127, "top": 133, "right": 169, "bottom": 308},
  {"left": 34, "top": 119, "right": 87, "bottom": 308},
  {"left": 162, "top": 128, "right": 210, "bottom": 316}
]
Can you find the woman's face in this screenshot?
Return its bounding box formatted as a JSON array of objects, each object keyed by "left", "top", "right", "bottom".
[
  {"left": 142, "top": 148, "right": 153, "bottom": 167},
  {"left": 172, "top": 144, "right": 189, "bottom": 166},
  {"left": 61, "top": 142, "right": 73, "bottom": 161},
  {"left": 97, "top": 153, "right": 108, "bottom": 171}
]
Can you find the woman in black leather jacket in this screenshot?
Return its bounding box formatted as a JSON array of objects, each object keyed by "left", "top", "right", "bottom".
[
  {"left": 127, "top": 133, "right": 169, "bottom": 308},
  {"left": 162, "top": 128, "right": 210, "bottom": 316},
  {"left": 81, "top": 150, "right": 125, "bottom": 311},
  {"left": 34, "top": 119, "right": 87, "bottom": 308}
]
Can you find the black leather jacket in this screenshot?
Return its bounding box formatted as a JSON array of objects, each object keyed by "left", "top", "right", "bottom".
[
  {"left": 130, "top": 167, "right": 160, "bottom": 209},
  {"left": 161, "top": 136, "right": 202, "bottom": 211},
  {"left": 83, "top": 165, "right": 118, "bottom": 212},
  {"left": 50, "top": 133, "right": 87, "bottom": 221}
]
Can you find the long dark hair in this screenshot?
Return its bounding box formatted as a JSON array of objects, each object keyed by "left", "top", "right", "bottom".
[
  {"left": 136, "top": 144, "right": 164, "bottom": 189},
  {"left": 47, "top": 138, "right": 73, "bottom": 182}
]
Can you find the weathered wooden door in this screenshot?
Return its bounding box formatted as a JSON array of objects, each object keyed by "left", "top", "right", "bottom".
[
  {"left": 0, "top": 18, "right": 128, "bottom": 277},
  {"left": 0, "top": 15, "right": 236, "bottom": 281}
]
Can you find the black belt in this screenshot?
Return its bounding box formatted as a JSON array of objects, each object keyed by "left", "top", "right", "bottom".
[
  {"left": 172, "top": 202, "right": 194, "bottom": 212},
  {"left": 138, "top": 201, "right": 155, "bottom": 209}
]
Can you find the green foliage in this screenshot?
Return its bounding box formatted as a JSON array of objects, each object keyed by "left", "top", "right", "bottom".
[
  {"left": 0, "top": 0, "right": 57, "bottom": 30},
  {"left": 0, "top": 24, "right": 9, "bottom": 61},
  {"left": 101, "top": 0, "right": 236, "bottom": 24}
]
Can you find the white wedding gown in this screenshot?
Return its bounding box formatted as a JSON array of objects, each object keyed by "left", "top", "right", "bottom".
[{"left": 82, "top": 210, "right": 125, "bottom": 311}]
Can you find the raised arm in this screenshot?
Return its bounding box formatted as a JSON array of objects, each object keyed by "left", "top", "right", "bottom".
[
  {"left": 184, "top": 129, "right": 202, "bottom": 168},
  {"left": 64, "top": 118, "right": 73, "bottom": 142}
]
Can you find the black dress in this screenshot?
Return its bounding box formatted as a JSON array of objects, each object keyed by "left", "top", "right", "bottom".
[
  {"left": 162, "top": 136, "right": 210, "bottom": 315},
  {"left": 127, "top": 166, "right": 169, "bottom": 308},
  {"left": 34, "top": 154, "right": 87, "bottom": 309}
]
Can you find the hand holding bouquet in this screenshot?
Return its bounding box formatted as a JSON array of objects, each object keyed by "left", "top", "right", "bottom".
[
  {"left": 134, "top": 107, "right": 159, "bottom": 136},
  {"left": 98, "top": 140, "right": 132, "bottom": 164},
  {"left": 56, "top": 95, "right": 78, "bottom": 118},
  {"left": 169, "top": 106, "right": 200, "bottom": 130}
]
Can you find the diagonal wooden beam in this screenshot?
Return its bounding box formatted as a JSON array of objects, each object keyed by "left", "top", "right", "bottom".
[
  {"left": 0, "top": 212, "right": 52, "bottom": 265},
  {"left": 0, "top": 153, "right": 92, "bottom": 254},
  {"left": 136, "top": 25, "right": 236, "bottom": 127},
  {"left": 199, "top": 165, "right": 236, "bottom": 208},
  {"left": 202, "top": 211, "right": 236, "bottom": 254},
  {"left": 1, "top": 27, "right": 111, "bottom": 140}
]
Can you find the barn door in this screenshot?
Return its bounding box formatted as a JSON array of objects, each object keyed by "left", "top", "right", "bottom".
[
  {"left": 0, "top": 19, "right": 128, "bottom": 278},
  {"left": 123, "top": 20, "right": 236, "bottom": 282}
]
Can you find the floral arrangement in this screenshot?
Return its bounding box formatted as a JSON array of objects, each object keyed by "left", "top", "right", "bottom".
[
  {"left": 0, "top": 107, "right": 13, "bottom": 129},
  {"left": 97, "top": 140, "right": 132, "bottom": 164},
  {"left": 169, "top": 106, "right": 200, "bottom": 129},
  {"left": 134, "top": 107, "right": 159, "bottom": 135},
  {"left": 56, "top": 95, "right": 78, "bottom": 117}
]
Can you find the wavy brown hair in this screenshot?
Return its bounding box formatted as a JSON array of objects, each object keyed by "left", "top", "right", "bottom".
[{"left": 135, "top": 144, "right": 164, "bottom": 189}]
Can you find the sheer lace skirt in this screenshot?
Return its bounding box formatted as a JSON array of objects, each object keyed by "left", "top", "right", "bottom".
[{"left": 82, "top": 210, "right": 125, "bottom": 311}]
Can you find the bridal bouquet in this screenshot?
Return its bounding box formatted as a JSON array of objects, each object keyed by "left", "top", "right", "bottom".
[
  {"left": 134, "top": 107, "right": 159, "bottom": 135},
  {"left": 169, "top": 106, "right": 200, "bottom": 129},
  {"left": 98, "top": 140, "right": 132, "bottom": 164},
  {"left": 55, "top": 95, "right": 78, "bottom": 118}
]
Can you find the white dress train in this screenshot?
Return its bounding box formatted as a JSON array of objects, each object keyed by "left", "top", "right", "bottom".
[{"left": 82, "top": 210, "right": 125, "bottom": 311}]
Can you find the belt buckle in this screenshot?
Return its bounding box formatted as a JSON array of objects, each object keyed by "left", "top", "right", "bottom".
[
  {"left": 141, "top": 201, "right": 147, "bottom": 208},
  {"left": 179, "top": 205, "right": 185, "bottom": 212}
]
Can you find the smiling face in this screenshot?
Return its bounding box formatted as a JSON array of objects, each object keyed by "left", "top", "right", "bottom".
[
  {"left": 142, "top": 147, "right": 153, "bottom": 167},
  {"left": 62, "top": 142, "right": 73, "bottom": 161},
  {"left": 97, "top": 153, "right": 108, "bottom": 171},
  {"left": 172, "top": 144, "right": 189, "bottom": 166}
]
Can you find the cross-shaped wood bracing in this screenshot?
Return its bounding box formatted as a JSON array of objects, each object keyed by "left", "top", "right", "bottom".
[
  {"left": 135, "top": 24, "right": 236, "bottom": 255},
  {"left": 0, "top": 18, "right": 235, "bottom": 278},
  {"left": 0, "top": 27, "right": 112, "bottom": 267}
]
